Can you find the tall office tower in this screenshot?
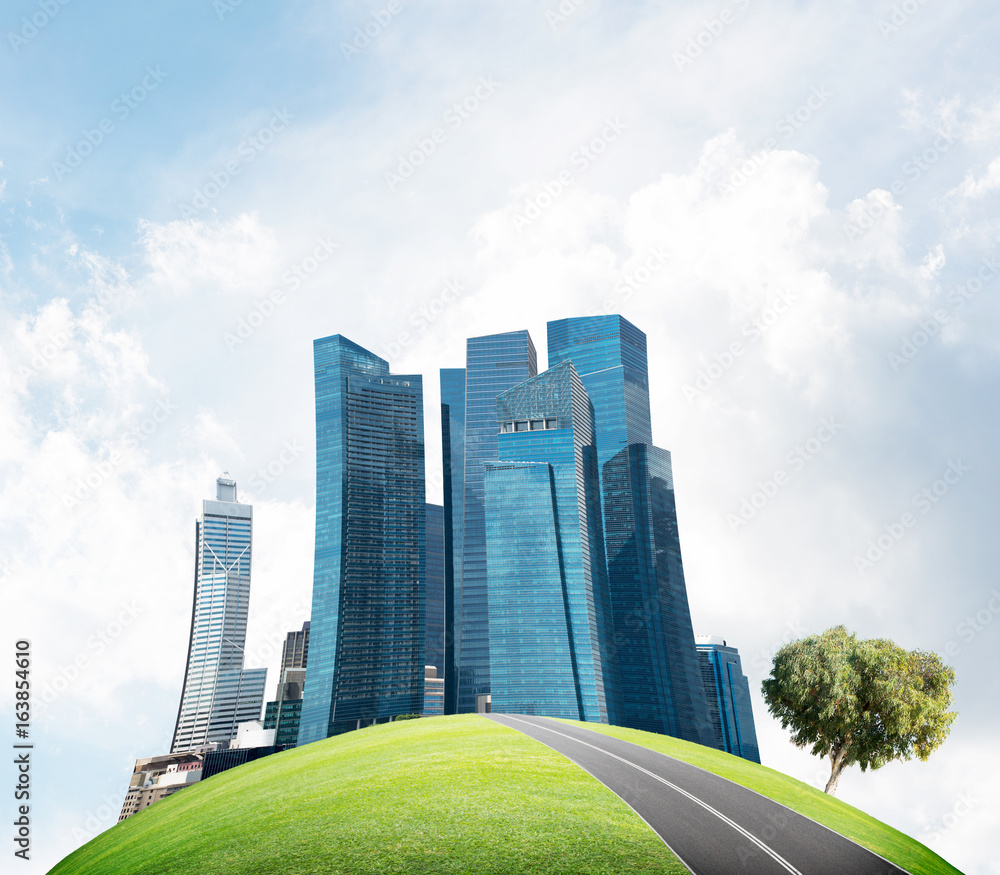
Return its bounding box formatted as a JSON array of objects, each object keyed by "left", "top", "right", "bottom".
[
  {"left": 548, "top": 315, "right": 653, "bottom": 469},
  {"left": 484, "top": 361, "right": 618, "bottom": 721},
  {"left": 458, "top": 331, "right": 537, "bottom": 713},
  {"left": 425, "top": 504, "right": 446, "bottom": 679},
  {"left": 280, "top": 621, "right": 310, "bottom": 676},
  {"left": 548, "top": 316, "right": 713, "bottom": 746},
  {"left": 273, "top": 620, "right": 309, "bottom": 711},
  {"left": 695, "top": 637, "right": 761, "bottom": 763},
  {"left": 171, "top": 475, "right": 268, "bottom": 753},
  {"left": 439, "top": 368, "right": 465, "bottom": 714},
  {"left": 298, "top": 335, "right": 426, "bottom": 745},
  {"left": 263, "top": 621, "right": 310, "bottom": 748}
]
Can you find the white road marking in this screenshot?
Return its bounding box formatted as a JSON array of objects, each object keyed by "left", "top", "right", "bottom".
[{"left": 498, "top": 714, "right": 804, "bottom": 875}]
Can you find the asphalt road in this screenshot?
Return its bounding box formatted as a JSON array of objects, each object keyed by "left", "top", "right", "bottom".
[{"left": 486, "top": 713, "right": 910, "bottom": 875}]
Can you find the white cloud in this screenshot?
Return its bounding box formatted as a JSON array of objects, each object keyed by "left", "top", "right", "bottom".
[
  {"left": 138, "top": 213, "right": 281, "bottom": 298},
  {"left": 953, "top": 155, "right": 1000, "bottom": 198},
  {"left": 3, "top": 3, "right": 999, "bottom": 872}
]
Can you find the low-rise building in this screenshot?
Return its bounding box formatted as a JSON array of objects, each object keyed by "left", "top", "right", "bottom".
[
  {"left": 118, "top": 753, "right": 205, "bottom": 821},
  {"left": 423, "top": 665, "right": 444, "bottom": 716}
]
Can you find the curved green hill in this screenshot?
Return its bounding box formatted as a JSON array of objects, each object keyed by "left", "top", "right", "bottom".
[{"left": 49, "top": 714, "right": 960, "bottom": 875}]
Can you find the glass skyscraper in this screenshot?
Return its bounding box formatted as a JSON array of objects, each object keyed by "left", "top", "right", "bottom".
[
  {"left": 696, "top": 637, "right": 761, "bottom": 763},
  {"left": 484, "top": 361, "right": 618, "bottom": 722},
  {"left": 440, "top": 368, "right": 465, "bottom": 714},
  {"left": 298, "top": 335, "right": 426, "bottom": 744},
  {"left": 457, "top": 332, "right": 536, "bottom": 713},
  {"left": 425, "top": 503, "right": 446, "bottom": 679},
  {"left": 548, "top": 315, "right": 653, "bottom": 467},
  {"left": 262, "top": 621, "right": 310, "bottom": 749},
  {"left": 171, "top": 475, "right": 267, "bottom": 753},
  {"left": 548, "top": 316, "right": 714, "bottom": 745}
]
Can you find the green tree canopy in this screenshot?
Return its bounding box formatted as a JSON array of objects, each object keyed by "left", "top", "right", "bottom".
[{"left": 761, "top": 625, "right": 956, "bottom": 794}]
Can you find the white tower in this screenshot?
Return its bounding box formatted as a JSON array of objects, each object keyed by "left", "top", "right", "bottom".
[{"left": 171, "top": 475, "right": 266, "bottom": 752}]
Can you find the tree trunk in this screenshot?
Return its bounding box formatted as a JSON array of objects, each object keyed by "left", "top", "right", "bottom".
[{"left": 824, "top": 745, "right": 850, "bottom": 795}]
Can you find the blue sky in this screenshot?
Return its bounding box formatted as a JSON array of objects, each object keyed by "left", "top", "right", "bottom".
[{"left": 2, "top": 1, "right": 999, "bottom": 872}]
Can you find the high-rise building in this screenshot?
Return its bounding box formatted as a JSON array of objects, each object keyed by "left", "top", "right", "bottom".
[
  {"left": 171, "top": 475, "right": 267, "bottom": 753},
  {"left": 280, "top": 621, "right": 310, "bottom": 676},
  {"left": 263, "top": 697, "right": 304, "bottom": 746},
  {"left": 547, "top": 316, "right": 714, "bottom": 745},
  {"left": 440, "top": 368, "right": 465, "bottom": 714},
  {"left": 298, "top": 335, "right": 426, "bottom": 744},
  {"left": 426, "top": 504, "right": 445, "bottom": 680},
  {"left": 484, "top": 360, "right": 618, "bottom": 721},
  {"left": 548, "top": 315, "right": 653, "bottom": 468},
  {"left": 457, "top": 331, "right": 536, "bottom": 713},
  {"left": 263, "top": 621, "right": 310, "bottom": 748},
  {"left": 696, "top": 636, "right": 761, "bottom": 763},
  {"left": 272, "top": 621, "right": 309, "bottom": 703}
]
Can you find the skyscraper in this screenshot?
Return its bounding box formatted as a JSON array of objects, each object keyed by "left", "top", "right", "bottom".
[
  {"left": 263, "top": 621, "right": 310, "bottom": 748},
  {"left": 457, "top": 331, "right": 536, "bottom": 713},
  {"left": 696, "top": 636, "right": 761, "bottom": 763},
  {"left": 280, "top": 621, "right": 310, "bottom": 677},
  {"left": 484, "top": 361, "right": 618, "bottom": 721},
  {"left": 425, "top": 504, "right": 445, "bottom": 680},
  {"left": 439, "top": 368, "right": 465, "bottom": 715},
  {"left": 548, "top": 316, "right": 714, "bottom": 745},
  {"left": 171, "top": 475, "right": 267, "bottom": 753},
  {"left": 298, "top": 335, "right": 426, "bottom": 744},
  {"left": 548, "top": 315, "right": 652, "bottom": 467}
]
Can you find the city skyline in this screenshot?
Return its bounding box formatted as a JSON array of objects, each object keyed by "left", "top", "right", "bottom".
[
  {"left": 163, "top": 321, "right": 749, "bottom": 750},
  {"left": 4, "top": 3, "right": 997, "bottom": 871}
]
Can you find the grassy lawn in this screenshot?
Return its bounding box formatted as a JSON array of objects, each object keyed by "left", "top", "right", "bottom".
[
  {"left": 559, "top": 719, "right": 962, "bottom": 875},
  {"left": 49, "top": 714, "right": 687, "bottom": 875}
]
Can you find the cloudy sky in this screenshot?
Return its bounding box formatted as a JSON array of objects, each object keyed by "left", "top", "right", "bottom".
[{"left": 2, "top": 1, "right": 998, "bottom": 872}]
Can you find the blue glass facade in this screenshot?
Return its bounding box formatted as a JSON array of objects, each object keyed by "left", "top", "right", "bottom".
[
  {"left": 298, "top": 335, "right": 425, "bottom": 744},
  {"left": 548, "top": 315, "right": 652, "bottom": 470},
  {"left": 546, "top": 316, "right": 714, "bottom": 745},
  {"left": 696, "top": 638, "right": 761, "bottom": 763},
  {"left": 458, "top": 332, "right": 536, "bottom": 713},
  {"left": 602, "top": 444, "right": 713, "bottom": 742},
  {"left": 425, "top": 503, "right": 446, "bottom": 679},
  {"left": 263, "top": 698, "right": 303, "bottom": 747},
  {"left": 439, "top": 368, "right": 465, "bottom": 714},
  {"left": 484, "top": 361, "right": 618, "bottom": 722}
]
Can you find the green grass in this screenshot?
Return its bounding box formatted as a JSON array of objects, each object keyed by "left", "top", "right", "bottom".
[
  {"left": 560, "top": 720, "right": 962, "bottom": 875},
  {"left": 49, "top": 715, "right": 688, "bottom": 875},
  {"left": 49, "top": 714, "right": 962, "bottom": 875}
]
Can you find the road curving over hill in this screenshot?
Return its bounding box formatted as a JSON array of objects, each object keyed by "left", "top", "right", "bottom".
[{"left": 488, "top": 713, "right": 911, "bottom": 875}]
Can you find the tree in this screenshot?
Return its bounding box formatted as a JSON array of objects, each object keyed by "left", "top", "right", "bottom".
[{"left": 761, "top": 625, "right": 956, "bottom": 795}]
